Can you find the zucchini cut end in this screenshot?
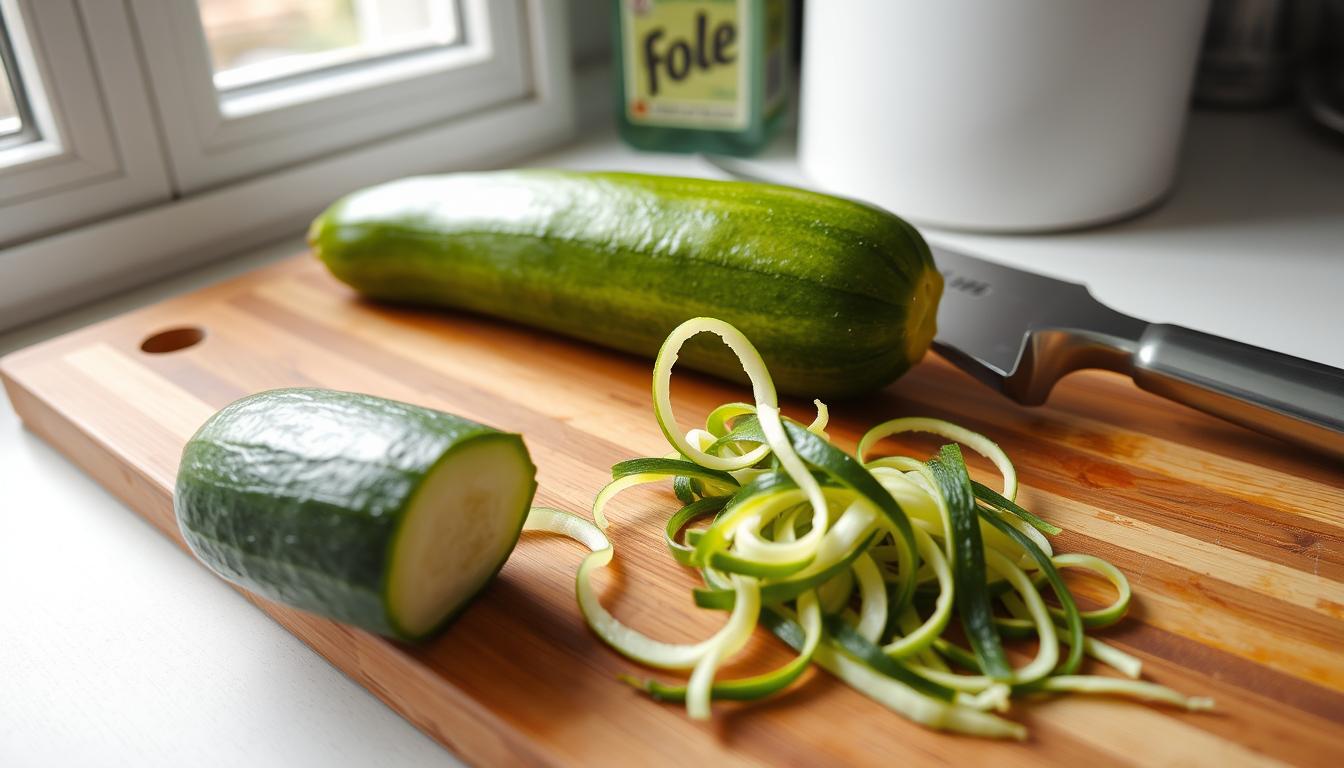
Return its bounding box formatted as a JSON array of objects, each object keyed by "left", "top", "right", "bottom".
[
  {"left": 904, "top": 266, "right": 944, "bottom": 365},
  {"left": 385, "top": 435, "right": 536, "bottom": 640}
]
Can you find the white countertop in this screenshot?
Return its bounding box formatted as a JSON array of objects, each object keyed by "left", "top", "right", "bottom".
[{"left": 2, "top": 109, "right": 1342, "bottom": 767}]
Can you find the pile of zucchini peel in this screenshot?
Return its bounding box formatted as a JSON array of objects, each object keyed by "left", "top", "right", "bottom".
[{"left": 527, "top": 317, "right": 1212, "bottom": 739}]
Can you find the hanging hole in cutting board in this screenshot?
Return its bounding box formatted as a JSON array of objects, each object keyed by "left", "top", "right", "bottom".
[{"left": 140, "top": 327, "right": 205, "bottom": 354}]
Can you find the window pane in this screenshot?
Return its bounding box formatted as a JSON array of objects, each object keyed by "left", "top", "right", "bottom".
[
  {"left": 200, "top": 0, "right": 459, "bottom": 91},
  {"left": 0, "top": 23, "right": 23, "bottom": 138},
  {"left": 0, "top": 57, "right": 19, "bottom": 137}
]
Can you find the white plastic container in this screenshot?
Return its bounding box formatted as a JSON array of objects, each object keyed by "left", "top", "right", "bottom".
[{"left": 798, "top": 0, "right": 1211, "bottom": 232}]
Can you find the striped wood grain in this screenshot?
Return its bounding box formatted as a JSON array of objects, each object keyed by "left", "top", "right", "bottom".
[{"left": 2, "top": 255, "right": 1341, "bottom": 767}]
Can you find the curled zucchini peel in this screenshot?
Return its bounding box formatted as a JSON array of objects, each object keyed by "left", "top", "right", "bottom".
[{"left": 523, "top": 317, "right": 1211, "bottom": 739}]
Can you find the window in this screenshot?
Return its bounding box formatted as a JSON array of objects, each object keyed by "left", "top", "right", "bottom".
[
  {"left": 0, "top": 0, "right": 572, "bottom": 330},
  {"left": 131, "top": 0, "right": 532, "bottom": 192},
  {"left": 0, "top": 0, "right": 170, "bottom": 247}
]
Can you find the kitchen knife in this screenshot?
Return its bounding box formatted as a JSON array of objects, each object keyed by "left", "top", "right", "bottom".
[{"left": 932, "top": 247, "right": 1344, "bottom": 458}]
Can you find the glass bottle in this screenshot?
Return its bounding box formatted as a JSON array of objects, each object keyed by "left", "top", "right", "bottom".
[{"left": 613, "top": 0, "right": 788, "bottom": 156}]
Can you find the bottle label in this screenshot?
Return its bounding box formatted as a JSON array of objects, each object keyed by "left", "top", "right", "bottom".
[{"left": 621, "top": 0, "right": 749, "bottom": 130}]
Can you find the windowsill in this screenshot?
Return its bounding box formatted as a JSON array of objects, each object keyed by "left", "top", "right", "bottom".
[{"left": 2, "top": 78, "right": 1342, "bottom": 767}]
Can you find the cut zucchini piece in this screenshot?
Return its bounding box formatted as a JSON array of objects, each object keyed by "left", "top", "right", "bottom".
[{"left": 174, "top": 388, "right": 536, "bottom": 642}]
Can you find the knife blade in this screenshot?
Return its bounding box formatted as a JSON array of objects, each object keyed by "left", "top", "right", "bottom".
[{"left": 931, "top": 247, "right": 1344, "bottom": 458}]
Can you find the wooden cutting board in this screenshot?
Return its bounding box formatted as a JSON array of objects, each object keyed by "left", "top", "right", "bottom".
[{"left": 3, "top": 255, "right": 1342, "bottom": 767}]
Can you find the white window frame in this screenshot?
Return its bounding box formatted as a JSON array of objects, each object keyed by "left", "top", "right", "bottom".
[
  {"left": 0, "top": 0, "right": 170, "bottom": 246},
  {"left": 131, "top": 0, "right": 533, "bottom": 193},
  {"left": 0, "top": 0, "right": 573, "bottom": 330}
]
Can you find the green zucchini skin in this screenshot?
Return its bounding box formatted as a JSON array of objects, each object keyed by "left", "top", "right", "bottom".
[
  {"left": 173, "top": 388, "right": 537, "bottom": 642},
  {"left": 309, "top": 171, "right": 942, "bottom": 399}
]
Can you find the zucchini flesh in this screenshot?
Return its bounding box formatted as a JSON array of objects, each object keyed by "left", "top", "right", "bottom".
[
  {"left": 309, "top": 170, "right": 943, "bottom": 399},
  {"left": 386, "top": 438, "right": 537, "bottom": 636},
  {"left": 523, "top": 317, "right": 1211, "bottom": 739},
  {"left": 174, "top": 388, "right": 536, "bottom": 642}
]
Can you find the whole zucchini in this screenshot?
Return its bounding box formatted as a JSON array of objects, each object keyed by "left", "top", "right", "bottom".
[
  {"left": 174, "top": 388, "right": 537, "bottom": 642},
  {"left": 309, "top": 170, "right": 942, "bottom": 398}
]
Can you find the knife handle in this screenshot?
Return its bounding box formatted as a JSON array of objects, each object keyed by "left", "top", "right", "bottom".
[{"left": 1131, "top": 324, "right": 1344, "bottom": 457}]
